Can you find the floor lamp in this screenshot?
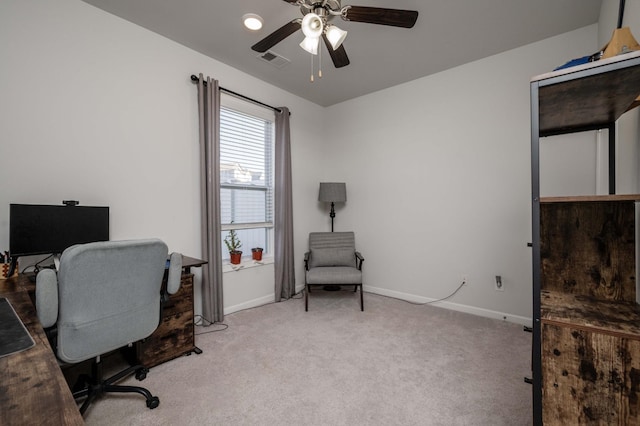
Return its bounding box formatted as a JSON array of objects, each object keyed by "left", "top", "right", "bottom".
[
  {"left": 318, "top": 182, "right": 346, "bottom": 232},
  {"left": 318, "top": 182, "right": 347, "bottom": 291}
]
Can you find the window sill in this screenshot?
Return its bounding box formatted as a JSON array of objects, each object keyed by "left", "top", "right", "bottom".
[{"left": 223, "top": 256, "right": 274, "bottom": 273}]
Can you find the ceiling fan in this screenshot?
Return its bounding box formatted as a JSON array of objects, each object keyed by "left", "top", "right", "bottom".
[{"left": 251, "top": 0, "right": 419, "bottom": 69}]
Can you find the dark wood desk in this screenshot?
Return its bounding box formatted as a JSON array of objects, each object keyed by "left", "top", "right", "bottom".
[{"left": 0, "top": 274, "right": 84, "bottom": 425}]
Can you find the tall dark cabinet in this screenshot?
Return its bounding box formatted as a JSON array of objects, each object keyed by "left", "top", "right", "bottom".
[{"left": 530, "top": 51, "right": 640, "bottom": 424}]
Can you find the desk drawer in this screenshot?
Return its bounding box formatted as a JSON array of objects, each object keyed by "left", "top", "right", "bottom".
[
  {"left": 137, "top": 310, "right": 194, "bottom": 368},
  {"left": 163, "top": 274, "right": 193, "bottom": 317}
]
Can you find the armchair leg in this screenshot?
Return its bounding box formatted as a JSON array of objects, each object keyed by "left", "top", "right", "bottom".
[
  {"left": 305, "top": 285, "right": 309, "bottom": 311},
  {"left": 360, "top": 285, "right": 364, "bottom": 311}
]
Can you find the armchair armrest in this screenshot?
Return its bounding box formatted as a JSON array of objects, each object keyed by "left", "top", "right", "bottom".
[
  {"left": 355, "top": 251, "right": 365, "bottom": 270},
  {"left": 166, "top": 252, "right": 183, "bottom": 295},
  {"left": 36, "top": 269, "right": 59, "bottom": 328},
  {"left": 304, "top": 251, "right": 310, "bottom": 271}
]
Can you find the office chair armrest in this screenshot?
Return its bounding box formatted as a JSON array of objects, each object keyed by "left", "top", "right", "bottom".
[
  {"left": 304, "top": 251, "right": 310, "bottom": 270},
  {"left": 166, "top": 252, "right": 183, "bottom": 295},
  {"left": 36, "top": 269, "right": 59, "bottom": 328},
  {"left": 355, "top": 251, "right": 364, "bottom": 270}
]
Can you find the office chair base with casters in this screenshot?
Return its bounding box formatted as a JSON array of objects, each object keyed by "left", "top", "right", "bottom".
[{"left": 72, "top": 356, "right": 159, "bottom": 414}]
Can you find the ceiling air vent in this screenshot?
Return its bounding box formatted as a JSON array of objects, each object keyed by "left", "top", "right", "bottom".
[{"left": 257, "top": 50, "right": 290, "bottom": 69}]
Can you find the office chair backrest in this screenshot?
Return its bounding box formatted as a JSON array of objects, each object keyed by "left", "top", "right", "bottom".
[{"left": 55, "top": 239, "right": 168, "bottom": 363}]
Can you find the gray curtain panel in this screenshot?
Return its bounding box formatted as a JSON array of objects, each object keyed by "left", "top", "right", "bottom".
[
  {"left": 274, "top": 107, "right": 296, "bottom": 301},
  {"left": 197, "top": 74, "right": 224, "bottom": 323}
]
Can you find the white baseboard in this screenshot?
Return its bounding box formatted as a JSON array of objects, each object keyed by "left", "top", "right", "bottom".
[
  {"left": 224, "top": 294, "right": 275, "bottom": 315},
  {"left": 223, "top": 284, "right": 306, "bottom": 315},
  {"left": 364, "top": 285, "right": 532, "bottom": 327},
  {"left": 223, "top": 285, "right": 532, "bottom": 327}
]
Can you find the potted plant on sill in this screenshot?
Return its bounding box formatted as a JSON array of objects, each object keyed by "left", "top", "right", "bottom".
[
  {"left": 224, "top": 227, "right": 242, "bottom": 265},
  {"left": 251, "top": 247, "right": 263, "bottom": 261}
]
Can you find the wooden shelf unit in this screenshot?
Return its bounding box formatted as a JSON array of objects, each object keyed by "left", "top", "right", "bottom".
[{"left": 531, "top": 51, "right": 640, "bottom": 425}]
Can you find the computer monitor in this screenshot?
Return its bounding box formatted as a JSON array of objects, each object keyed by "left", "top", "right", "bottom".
[{"left": 8, "top": 203, "right": 109, "bottom": 275}]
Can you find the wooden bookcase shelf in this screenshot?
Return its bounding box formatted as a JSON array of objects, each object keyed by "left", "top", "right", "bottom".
[
  {"left": 541, "top": 290, "right": 640, "bottom": 338},
  {"left": 540, "top": 194, "right": 640, "bottom": 203},
  {"left": 533, "top": 50, "right": 640, "bottom": 137},
  {"left": 531, "top": 51, "right": 640, "bottom": 425}
]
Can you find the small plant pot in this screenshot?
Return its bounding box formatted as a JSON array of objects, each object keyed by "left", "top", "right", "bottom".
[
  {"left": 229, "top": 251, "right": 242, "bottom": 265},
  {"left": 251, "top": 247, "right": 263, "bottom": 261}
]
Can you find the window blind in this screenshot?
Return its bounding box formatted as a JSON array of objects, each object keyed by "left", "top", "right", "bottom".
[{"left": 219, "top": 106, "right": 274, "bottom": 230}]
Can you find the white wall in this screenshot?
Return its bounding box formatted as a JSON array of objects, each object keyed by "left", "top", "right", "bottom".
[
  {"left": 0, "top": 0, "right": 327, "bottom": 318},
  {"left": 323, "top": 25, "right": 598, "bottom": 322},
  {"left": 3, "top": 0, "right": 630, "bottom": 324}
]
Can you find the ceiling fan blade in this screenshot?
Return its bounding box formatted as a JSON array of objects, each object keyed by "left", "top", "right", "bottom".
[
  {"left": 322, "top": 34, "right": 351, "bottom": 68},
  {"left": 322, "top": 34, "right": 350, "bottom": 68},
  {"left": 251, "top": 20, "right": 301, "bottom": 53},
  {"left": 342, "top": 6, "right": 418, "bottom": 28},
  {"left": 282, "top": 0, "right": 299, "bottom": 3}
]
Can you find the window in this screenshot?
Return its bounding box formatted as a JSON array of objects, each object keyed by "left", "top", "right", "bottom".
[{"left": 219, "top": 94, "right": 274, "bottom": 261}]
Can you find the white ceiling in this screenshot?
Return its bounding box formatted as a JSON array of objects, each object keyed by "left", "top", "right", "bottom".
[{"left": 81, "top": 0, "right": 603, "bottom": 107}]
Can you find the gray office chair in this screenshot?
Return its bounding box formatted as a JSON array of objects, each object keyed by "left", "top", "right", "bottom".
[
  {"left": 304, "top": 232, "right": 364, "bottom": 311},
  {"left": 35, "top": 239, "right": 182, "bottom": 415}
]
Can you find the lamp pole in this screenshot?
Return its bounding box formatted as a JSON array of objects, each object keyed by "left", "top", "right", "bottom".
[{"left": 329, "top": 202, "right": 336, "bottom": 232}]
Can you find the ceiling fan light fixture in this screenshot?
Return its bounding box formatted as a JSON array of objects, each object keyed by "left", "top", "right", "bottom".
[
  {"left": 301, "top": 13, "right": 323, "bottom": 38},
  {"left": 300, "top": 36, "right": 320, "bottom": 55},
  {"left": 242, "top": 13, "right": 263, "bottom": 31},
  {"left": 325, "top": 25, "right": 347, "bottom": 50}
]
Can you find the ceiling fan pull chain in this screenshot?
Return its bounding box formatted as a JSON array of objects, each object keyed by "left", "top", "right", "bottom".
[
  {"left": 318, "top": 43, "right": 323, "bottom": 78},
  {"left": 310, "top": 53, "right": 314, "bottom": 82}
]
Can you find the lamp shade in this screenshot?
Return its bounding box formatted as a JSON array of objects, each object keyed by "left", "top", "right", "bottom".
[
  {"left": 325, "top": 25, "right": 347, "bottom": 50},
  {"left": 301, "top": 13, "right": 323, "bottom": 38},
  {"left": 318, "top": 182, "right": 347, "bottom": 203},
  {"left": 300, "top": 36, "right": 320, "bottom": 55}
]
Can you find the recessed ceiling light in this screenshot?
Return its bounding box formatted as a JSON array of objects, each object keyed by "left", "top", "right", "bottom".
[{"left": 243, "top": 13, "right": 263, "bottom": 31}]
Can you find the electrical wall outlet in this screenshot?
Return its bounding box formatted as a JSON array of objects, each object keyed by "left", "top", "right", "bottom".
[{"left": 495, "top": 275, "right": 504, "bottom": 291}]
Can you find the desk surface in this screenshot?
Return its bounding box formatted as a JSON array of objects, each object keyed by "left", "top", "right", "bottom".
[
  {"left": 181, "top": 255, "right": 207, "bottom": 272},
  {"left": 0, "top": 275, "right": 84, "bottom": 425}
]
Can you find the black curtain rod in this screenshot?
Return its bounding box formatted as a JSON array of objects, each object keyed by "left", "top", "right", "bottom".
[{"left": 190, "top": 75, "right": 286, "bottom": 114}]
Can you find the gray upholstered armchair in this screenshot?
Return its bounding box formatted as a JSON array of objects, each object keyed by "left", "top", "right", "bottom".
[
  {"left": 304, "top": 232, "right": 364, "bottom": 311},
  {"left": 35, "top": 239, "right": 182, "bottom": 415}
]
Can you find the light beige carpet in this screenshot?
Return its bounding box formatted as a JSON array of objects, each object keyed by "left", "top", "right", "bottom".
[{"left": 84, "top": 290, "right": 532, "bottom": 425}]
